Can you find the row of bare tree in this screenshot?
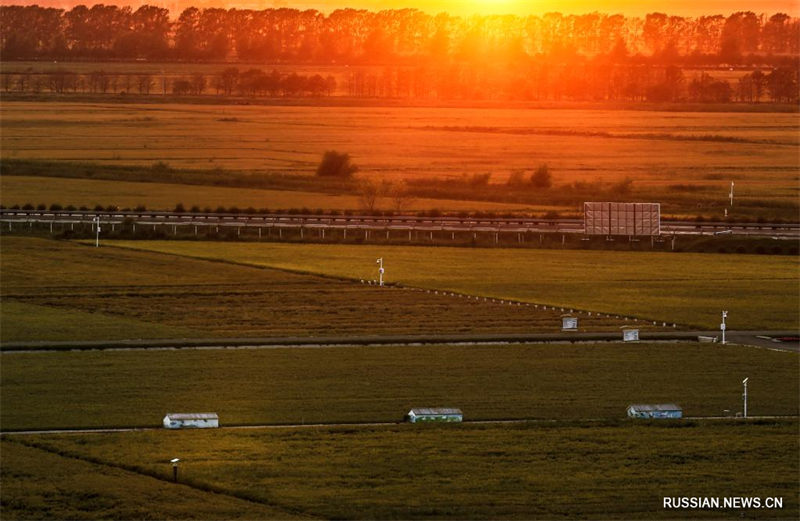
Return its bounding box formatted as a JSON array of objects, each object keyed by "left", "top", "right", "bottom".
[{"left": 1, "top": 5, "right": 798, "bottom": 64}]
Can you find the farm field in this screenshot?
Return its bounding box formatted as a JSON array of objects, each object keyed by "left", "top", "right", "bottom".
[
  {"left": 2, "top": 341, "right": 797, "bottom": 430},
  {"left": 3, "top": 421, "right": 798, "bottom": 520},
  {"left": 0, "top": 438, "right": 301, "bottom": 520},
  {"left": 2, "top": 101, "right": 798, "bottom": 217},
  {"left": 0, "top": 175, "right": 541, "bottom": 213},
  {"left": 109, "top": 241, "right": 800, "bottom": 330},
  {"left": 0, "top": 237, "right": 636, "bottom": 344}
]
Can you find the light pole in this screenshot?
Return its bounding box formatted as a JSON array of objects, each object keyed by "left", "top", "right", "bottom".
[
  {"left": 742, "top": 377, "right": 748, "bottom": 418},
  {"left": 729, "top": 181, "right": 734, "bottom": 207},
  {"left": 376, "top": 258, "right": 384, "bottom": 286},
  {"left": 93, "top": 216, "right": 101, "bottom": 247},
  {"left": 171, "top": 458, "right": 180, "bottom": 482},
  {"left": 720, "top": 310, "right": 727, "bottom": 344}
]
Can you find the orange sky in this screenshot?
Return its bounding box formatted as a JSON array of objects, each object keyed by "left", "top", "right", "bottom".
[
  {"left": 300, "top": 1, "right": 800, "bottom": 16},
  {"left": 3, "top": 0, "right": 799, "bottom": 15}
]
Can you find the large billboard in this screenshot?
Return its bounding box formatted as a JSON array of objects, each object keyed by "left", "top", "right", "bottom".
[{"left": 584, "top": 202, "right": 661, "bottom": 236}]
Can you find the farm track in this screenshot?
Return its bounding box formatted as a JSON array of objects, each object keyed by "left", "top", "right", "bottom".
[
  {"left": 2, "top": 330, "right": 798, "bottom": 353},
  {"left": 3, "top": 415, "right": 798, "bottom": 437}
]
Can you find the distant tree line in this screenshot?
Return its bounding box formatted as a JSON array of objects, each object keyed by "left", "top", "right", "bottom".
[
  {"left": 1, "top": 67, "right": 337, "bottom": 98},
  {"left": 1, "top": 5, "right": 797, "bottom": 64},
  {"left": 4, "top": 63, "right": 796, "bottom": 104}
]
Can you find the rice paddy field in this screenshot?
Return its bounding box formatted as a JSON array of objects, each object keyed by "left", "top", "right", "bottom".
[
  {"left": 0, "top": 175, "right": 542, "bottom": 213},
  {"left": 0, "top": 437, "right": 299, "bottom": 520},
  {"left": 1, "top": 236, "right": 798, "bottom": 519},
  {"left": 2, "top": 339, "right": 798, "bottom": 429},
  {"left": 107, "top": 241, "right": 800, "bottom": 331},
  {"left": 3, "top": 420, "right": 798, "bottom": 520},
  {"left": 1, "top": 89, "right": 798, "bottom": 521},
  {"left": 1, "top": 101, "right": 798, "bottom": 218},
  {"left": 1, "top": 237, "right": 639, "bottom": 344}
]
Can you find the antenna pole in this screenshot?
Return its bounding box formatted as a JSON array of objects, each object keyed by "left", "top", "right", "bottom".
[
  {"left": 721, "top": 311, "right": 727, "bottom": 345},
  {"left": 742, "top": 378, "right": 748, "bottom": 418}
]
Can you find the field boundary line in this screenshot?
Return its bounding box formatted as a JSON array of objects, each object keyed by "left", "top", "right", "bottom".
[
  {"left": 2, "top": 436, "right": 321, "bottom": 520},
  {"left": 3, "top": 416, "right": 798, "bottom": 436},
  {"left": 2, "top": 330, "right": 798, "bottom": 352}
]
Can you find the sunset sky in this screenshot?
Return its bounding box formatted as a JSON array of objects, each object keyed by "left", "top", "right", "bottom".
[
  {"left": 3, "top": 0, "right": 799, "bottom": 16},
  {"left": 298, "top": 1, "right": 800, "bottom": 16}
]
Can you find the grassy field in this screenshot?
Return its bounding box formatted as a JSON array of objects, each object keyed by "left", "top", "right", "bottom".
[
  {"left": 0, "top": 438, "right": 304, "bottom": 520},
  {"left": 1, "top": 237, "right": 638, "bottom": 343},
  {"left": 2, "top": 341, "right": 797, "bottom": 430},
  {"left": 108, "top": 241, "right": 800, "bottom": 330},
  {"left": 2, "top": 101, "right": 797, "bottom": 218},
  {"left": 0, "top": 175, "right": 545, "bottom": 213},
  {"left": 4, "top": 421, "right": 797, "bottom": 519}
]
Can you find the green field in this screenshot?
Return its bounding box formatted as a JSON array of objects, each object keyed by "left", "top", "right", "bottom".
[
  {"left": 1, "top": 237, "right": 638, "bottom": 343},
  {"left": 4, "top": 421, "right": 797, "bottom": 520},
  {"left": 0, "top": 438, "right": 304, "bottom": 520},
  {"left": 2, "top": 101, "right": 797, "bottom": 218},
  {"left": 2, "top": 342, "right": 797, "bottom": 430},
  {"left": 108, "top": 241, "right": 800, "bottom": 330}
]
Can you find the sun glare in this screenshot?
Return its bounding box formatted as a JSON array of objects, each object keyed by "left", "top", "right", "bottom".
[{"left": 447, "top": 0, "right": 536, "bottom": 15}]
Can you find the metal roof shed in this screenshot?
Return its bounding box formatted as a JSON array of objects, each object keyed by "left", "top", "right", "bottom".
[
  {"left": 405, "top": 408, "right": 463, "bottom": 423},
  {"left": 627, "top": 404, "right": 682, "bottom": 419},
  {"left": 163, "top": 413, "right": 219, "bottom": 429}
]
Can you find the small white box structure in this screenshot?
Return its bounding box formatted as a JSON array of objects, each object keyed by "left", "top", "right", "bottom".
[
  {"left": 405, "top": 408, "right": 463, "bottom": 423},
  {"left": 562, "top": 316, "right": 578, "bottom": 331},
  {"left": 584, "top": 202, "right": 660, "bottom": 236},
  {"left": 622, "top": 328, "right": 640, "bottom": 342},
  {"left": 163, "top": 413, "right": 219, "bottom": 429},
  {"left": 627, "top": 404, "right": 682, "bottom": 419}
]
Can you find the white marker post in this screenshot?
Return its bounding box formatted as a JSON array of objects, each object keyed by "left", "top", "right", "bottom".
[
  {"left": 170, "top": 458, "right": 180, "bottom": 482},
  {"left": 720, "top": 310, "right": 727, "bottom": 345},
  {"left": 93, "top": 216, "right": 101, "bottom": 247},
  {"left": 376, "top": 257, "right": 384, "bottom": 286},
  {"left": 742, "top": 377, "right": 748, "bottom": 418},
  {"left": 729, "top": 181, "right": 734, "bottom": 207}
]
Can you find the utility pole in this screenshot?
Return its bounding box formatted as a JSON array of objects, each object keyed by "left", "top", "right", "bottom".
[{"left": 93, "top": 216, "right": 101, "bottom": 247}]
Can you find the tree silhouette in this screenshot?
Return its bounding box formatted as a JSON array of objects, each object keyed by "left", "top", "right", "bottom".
[
  {"left": 531, "top": 164, "right": 552, "bottom": 189},
  {"left": 316, "top": 150, "right": 359, "bottom": 178}
]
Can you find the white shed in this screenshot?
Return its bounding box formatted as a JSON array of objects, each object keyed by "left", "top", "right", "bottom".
[
  {"left": 405, "top": 408, "right": 463, "bottom": 423},
  {"left": 163, "top": 413, "right": 219, "bottom": 429}
]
